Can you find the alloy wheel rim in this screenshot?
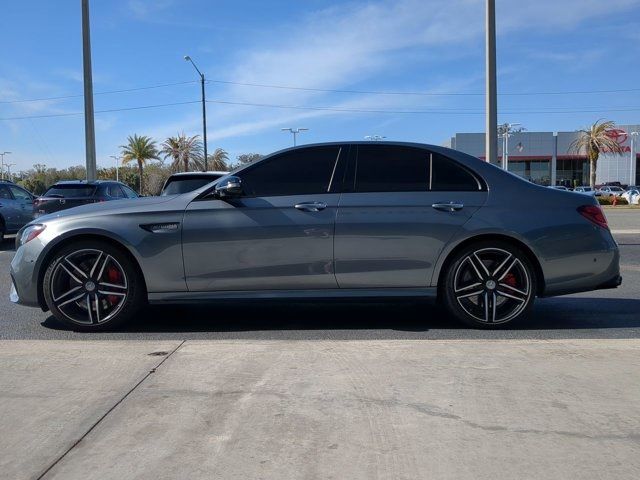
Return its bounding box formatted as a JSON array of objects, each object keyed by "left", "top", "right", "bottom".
[
  {"left": 50, "top": 249, "right": 128, "bottom": 325},
  {"left": 453, "top": 248, "right": 531, "bottom": 324}
]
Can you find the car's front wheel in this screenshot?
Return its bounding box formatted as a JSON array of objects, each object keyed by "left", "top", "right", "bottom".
[
  {"left": 441, "top": 241, "right": 536, "bottom": 328},
  {"left": 43, "top": 240, "right": 145, "bottom": 331}
]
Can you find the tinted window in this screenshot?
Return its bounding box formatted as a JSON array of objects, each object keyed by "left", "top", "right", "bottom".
[
  {"left": 0, "top": 186, "right": 11, "bottom": 199},
  {"left": 107, "top": 185, "right": 125, "bottom": 198},
  {"left": 9, "top": 186, "right": 31, "bottom": 200},
  {"left": 45, "top": 185, "right": 96, "bottom": 198},
  {"left": 430, "top": 154, "right": 480, "bottom": 191},
  {"left": 240, "top": 146, "right": 340, "bottom": 197},
  {"left": 122, "top": 185, "right": 138, "bottom": 198},
  {"left": 161, "top": 176, "right": 222, "bottom": 196},
  {"left": 355, "top": 145, "right": 429, "bottom": 193}
]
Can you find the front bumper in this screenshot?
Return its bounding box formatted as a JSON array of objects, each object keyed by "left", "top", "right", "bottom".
[{"left": 9, "top": 242, "right": 46, "bottom": 308}]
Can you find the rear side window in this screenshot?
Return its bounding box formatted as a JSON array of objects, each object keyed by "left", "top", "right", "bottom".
[
  {"left": 44, "top": 185, "right": 96, "bottom": 198},
  {"left": 0, "top": 186, "right": 11, "bottom": 199},
  {"left": 240, "top": 146, "right": 341, "bottom": 197},
  {"left": 355, "top": 145, "right": 429, "bottom": 192},
  {"left": 430, "top": 153, "right": 480, "bottom": 191}
]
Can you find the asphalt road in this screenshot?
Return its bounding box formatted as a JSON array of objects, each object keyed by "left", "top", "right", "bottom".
[{"left": 1, "top": 211, "right": 639, "bottom": 340}]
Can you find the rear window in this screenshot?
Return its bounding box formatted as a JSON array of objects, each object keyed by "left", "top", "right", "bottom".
[
  {"left": 161, "top": 176, "right": 222, "bottom": 196},
  {"left": 44, "top": 185, "right": 96, "bottom": 198}
]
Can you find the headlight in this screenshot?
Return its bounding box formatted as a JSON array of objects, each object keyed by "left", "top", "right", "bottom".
[{"left": 17, "top": 224, "right": 46, "bottom": 248}]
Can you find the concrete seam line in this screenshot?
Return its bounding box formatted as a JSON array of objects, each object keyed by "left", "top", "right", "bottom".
[{"left": 35, "top": 340, "right": 186, "bottom": 480}]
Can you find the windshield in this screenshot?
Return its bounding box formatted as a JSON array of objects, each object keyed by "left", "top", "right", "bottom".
[
  {"left": 44, "top": 185, "right": 96, "bottom": 198},
  {"left": 161, "top": 176, "right": 221, "bottom": 196}
]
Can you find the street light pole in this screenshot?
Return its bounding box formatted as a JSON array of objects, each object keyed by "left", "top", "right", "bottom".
[
  {"left": 485, "top": 0, "right": 498, "bottom": 165},
  {"left": 498, "top": 123, "right": 522, "bottom": 171},
  {"left": 631, "top": 131, "right": 639, "bottom": 186},
  {"left": 0, "top": 152, "right": 11, "bottom": 180},
  {"left": 184, "top": 55, "right": 208, "bottom": 171},
  {"left": 110, "top": 155, "right": 121, "bottom": 182},
  {"left": 5, "top": 163, "right": 15, "bottom": 181},
  {"left": 81, "top": 0, "right": 97, "bottom": 182},
  {"left": 281, "top": 128, "right": 308, "bottom": 146}
]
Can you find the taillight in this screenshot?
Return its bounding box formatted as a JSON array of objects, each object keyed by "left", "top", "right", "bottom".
[{"left": 578, "top": 205, "right": 609, "bottom": 229}]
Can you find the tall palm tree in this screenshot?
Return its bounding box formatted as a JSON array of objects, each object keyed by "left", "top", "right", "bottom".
[
  {"left": 570, "top": 120, "right": 626, "bottom": 189},
  {"left": 160, "top": 133, "right": 202, "bottom": 173},
  {"left": 206, "top": 148, "right": 230, "bottom": 171},
  {"left": 120, "top": 134, "right": 159, "bottom": 194}
]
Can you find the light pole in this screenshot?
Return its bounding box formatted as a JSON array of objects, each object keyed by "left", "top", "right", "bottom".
[
  {"left": 365, "top": 135, "right": 386, "bottom": 141},
  {"left": 110, "top": 155, "right": 121, "bottom": 182},
  {"left": 281, "top": 128, "right": 308, "bottom": 146},
  {"left": 631, "top": 131, "right": 639, "bottom": 186},
  {"left": 485, "top": 0, "right": 498, "bottom": 165},
  {"left": 184, "top": 55, "right": 208, "bottom": 171},
  {"left": 0, "top": 152, "right": 11, "bottom": 180},
  {"left": 5, "top": 163, "right": 15, "bottom": 181},
  {"left": 82, "top": 0, "right": 97, "bottom": 182},
  {"left": 498, "top": 123, "right": 523, "bottom": 171}
]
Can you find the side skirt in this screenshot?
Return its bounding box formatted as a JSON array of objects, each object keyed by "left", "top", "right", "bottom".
[{"left": 148, "top": 288, "right": 438, "bottom": 304}]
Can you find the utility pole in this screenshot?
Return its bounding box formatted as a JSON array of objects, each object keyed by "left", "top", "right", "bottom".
[
  {"left": 485, "top": 0, "right": 498, "bottom": 165},
  {"left": 110, "top": 155, "right": 121, "bottom": 182},
  {"left": 5, "top": 163, "right": 15, "bottom": 181},
  {"left": 281, "top": 128, "right": 308, "bottom": 146},
  {"left": 82, "top": 0, "right": 97, "bottom": 182},
  {"left": 0, "top": 152, "right": 10, "bottom": 180},
  {"left": 184, "top": 55, "right": 208, "bottom": 170}
]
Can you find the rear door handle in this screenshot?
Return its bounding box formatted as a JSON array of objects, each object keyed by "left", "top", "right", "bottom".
[
  {"left": 432, "top": 202, "right": 464, "bottom": 212},
  {"left": 294, "top": 202, "right": 327, "bottom": 212}
]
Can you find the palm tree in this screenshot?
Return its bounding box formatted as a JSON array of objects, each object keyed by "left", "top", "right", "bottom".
[
  {"left": 160, "top": 133, "right": 202, "bottom": 173},
  {"left": 570, "top": 120, "right": 626, "bottom": 189},
  {"left": 120, "top": 134, "right": 159, "bottom": 194},
  {"left": 206, "top": 148, "right": 230, "bottom": 171}
]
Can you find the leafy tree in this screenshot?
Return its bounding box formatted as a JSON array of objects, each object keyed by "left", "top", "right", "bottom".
[
  {"left": 570, "top": 120, "right": 626, "bottom": 188},
  {"left": 206, "top": 148, "right": 230, "bottom": 171},
  {"left": 234, "top": 153, "right": 263, "bottom": 168},
  {"left": 120, "top": 134, "right": 160, "bottom": 194},
  {"left": 160, "top": 133, "right": 203, "bottom": 173}
]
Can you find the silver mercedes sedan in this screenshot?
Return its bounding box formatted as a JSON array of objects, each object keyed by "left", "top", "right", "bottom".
[{"left": 9, "top": 142, "right": 621, "bottom": 331}]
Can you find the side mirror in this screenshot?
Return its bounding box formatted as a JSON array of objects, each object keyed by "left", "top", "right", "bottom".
[{"left": 215, "top": 176, "right": 243, "bottom": 198}]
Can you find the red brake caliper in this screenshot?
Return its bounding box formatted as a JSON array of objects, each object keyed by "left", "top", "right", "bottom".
[
  {"left": 504, "top": 273, "right": 517, "bottom": 288},
  {"left": 106, "top": 267, "right": 121, "bottom": 304}
]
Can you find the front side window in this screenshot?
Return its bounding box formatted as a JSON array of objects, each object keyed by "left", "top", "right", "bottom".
[
  {"left": 108, "top": 185, "right": 125, "bottom": 198},
  {"left": 122, "top": 185, "right": 138, "bottom": 198},
  {"left": 9, "top": 186, "right": 31, "bottom": 200},
  {"left": 239, "top": 146, "right": 341, "bottom": 197}
]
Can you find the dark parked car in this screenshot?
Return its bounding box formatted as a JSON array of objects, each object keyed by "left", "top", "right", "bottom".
[
  {"left": 33, "top": 180, "right": 139, "bottom": 217},
  {"left": 0, "top": 180, "right": 35, "bottom": 242},
  {"left": 160, "top": 171, "right": 229, "bottom": 196},
  {"left": 11, "top": 142, "right": 620, "bottom": 331}
]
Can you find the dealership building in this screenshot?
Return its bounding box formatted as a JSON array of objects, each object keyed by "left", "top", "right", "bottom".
[{"left": 445, "top": 124, "right": 640, "bottom": 187}]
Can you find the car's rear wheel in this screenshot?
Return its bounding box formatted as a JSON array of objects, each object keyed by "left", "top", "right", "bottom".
[
  {"left": 43, "top": 240, "right": 144, "bottom": 331},
  {"left": 442, "top": 241, "right": 536, "bottom": 328}
]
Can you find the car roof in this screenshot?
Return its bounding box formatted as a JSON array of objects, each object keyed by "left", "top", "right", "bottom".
[
  {"left": 52, "top": 180, "right": 120, "bottom": 185},
  {"left": 167, "top": 171, "right": 228, "bottom": 177}
]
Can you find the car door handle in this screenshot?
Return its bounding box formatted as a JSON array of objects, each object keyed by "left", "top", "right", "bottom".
[
  {"left": 432, "top": 202, "right": 464, "bottom": 212},
  {"left": 294, "top": 202, "right": 327, "bottom": 212}
]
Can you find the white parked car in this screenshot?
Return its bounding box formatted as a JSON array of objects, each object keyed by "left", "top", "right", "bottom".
[
  {"left": 573, "top": 186, "right": 596, "bottom": 196},
  {"left": 622, "top": 189, "right": 640, "bottom": 205},
  {"left": 598, "top": 186, "right": 625, "bottom": 197}
]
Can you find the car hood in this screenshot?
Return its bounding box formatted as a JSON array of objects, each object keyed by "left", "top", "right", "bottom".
[{"left": 32, "top": 195, "right": 187, "bottom": 224}]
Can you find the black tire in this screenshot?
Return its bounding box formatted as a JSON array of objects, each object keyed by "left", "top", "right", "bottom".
[
  {"left": 42, "top": 240, "right": 145, "bottom": 331},
  {"left": 441, "top": 240, "right": 537, "bottom": 328}
]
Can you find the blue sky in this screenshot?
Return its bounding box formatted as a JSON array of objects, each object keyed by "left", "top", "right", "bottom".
[{"left": 1, "top": 0, "right": 639, "bottom": 171}]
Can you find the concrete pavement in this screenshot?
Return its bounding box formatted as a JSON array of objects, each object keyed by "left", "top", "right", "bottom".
[{"left": 1, "top": 339, "right": 639, "bottom": 479}]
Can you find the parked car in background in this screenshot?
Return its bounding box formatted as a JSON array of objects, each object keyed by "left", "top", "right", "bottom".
[
  {"left": 598, "top": 186, "right": 625, "bottom": 197},
  {"left": 11, "top": 142, "right": 621, "bottom": 331},
  {"left": 33, "top": 180, "right": 139, "bottom": 218},
  {"left": 0, "top": 180, "right": 35, "bottom": 242},
  {"left": 622, "top": 189, "right": 640, "bottom": 205},
  {"left": 160, "top": 171, "right": 229, "bottom": 196},
  {"left": 549, "top": 186, "right": 571, "bottom": 191},
  {"left": 574, "top": 186, "right": 599, "bottom": 196}
]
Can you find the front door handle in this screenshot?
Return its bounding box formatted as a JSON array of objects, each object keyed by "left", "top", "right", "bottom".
[
  {"left": 432, "top": 202, "right": 464, "bottom": 212},
  {"left": 294, "top": 202, "right": 327, "bottom": 212}
]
